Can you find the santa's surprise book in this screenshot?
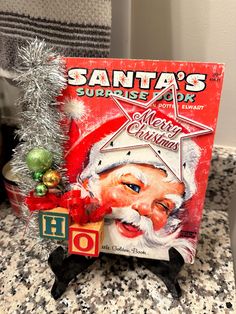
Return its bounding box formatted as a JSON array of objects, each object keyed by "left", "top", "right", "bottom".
[{"left": 59, "top": 58, "right": 224, "bottom": 263}]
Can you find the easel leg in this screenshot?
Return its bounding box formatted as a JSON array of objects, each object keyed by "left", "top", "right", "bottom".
[
  {"left": 48, "top": 246, "right": 97, "bottom": 300},
  {"left": 139, "top": 247, "right": 184, "bottom": 299}
]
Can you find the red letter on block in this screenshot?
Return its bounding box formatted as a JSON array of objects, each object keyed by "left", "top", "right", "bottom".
[{"left": 69, "top": 221, "right": 104, "bottom": 257}]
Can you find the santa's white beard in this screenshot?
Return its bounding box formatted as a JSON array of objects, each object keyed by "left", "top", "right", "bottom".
[{"left": 105, "top": 206, "right": 196, "bottom": 263}]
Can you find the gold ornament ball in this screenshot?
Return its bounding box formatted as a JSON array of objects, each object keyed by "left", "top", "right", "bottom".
[{"left": 43, "top": 169, "right": 61, "bottom": 188}]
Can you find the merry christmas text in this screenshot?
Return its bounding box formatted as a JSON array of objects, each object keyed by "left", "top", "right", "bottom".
[{"left": 126, "top": 109, "right": 182, "bottom": 151}]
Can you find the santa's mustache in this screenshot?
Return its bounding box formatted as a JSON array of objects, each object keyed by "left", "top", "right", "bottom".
[{"left": 105, "top": 205, "right": 182, "bottom": 247}]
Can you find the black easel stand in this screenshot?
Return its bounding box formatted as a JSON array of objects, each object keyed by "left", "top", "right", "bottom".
[
  {"left": 138, "top": 247, "right": 184, "bottom": 299},
  {"left": 48, "top": 246, "right": 184, "bottom": 300},
  {"left": 48, "top": 246, "right": 96, "bottom": 300}
]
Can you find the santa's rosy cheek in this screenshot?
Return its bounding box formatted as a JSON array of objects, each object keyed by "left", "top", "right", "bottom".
[
  {"left": 100, "top": 187, "right": 133, "bottom": 207},
  {"left": 151, "top": 210, "right": 168, "bottom": 231}
]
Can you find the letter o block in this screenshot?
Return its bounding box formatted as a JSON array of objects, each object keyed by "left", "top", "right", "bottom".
[{"left": 69, "top": 221, "right": 104, "bottom": 257}]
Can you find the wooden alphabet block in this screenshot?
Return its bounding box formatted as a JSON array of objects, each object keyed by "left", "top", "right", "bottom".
[
  {"left": 68, "top": 220, "right": 104, "bottom": 257},
  {"left": 39, "top": 207, "right": 70, "bottom": 240}
]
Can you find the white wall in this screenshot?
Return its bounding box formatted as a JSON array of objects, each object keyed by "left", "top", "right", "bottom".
[
  {"left": 110, "top": 0, "right": 131, "bottom": 58},
  {"left": 131, "top": 0, "right": 236, "bottom": 148}
]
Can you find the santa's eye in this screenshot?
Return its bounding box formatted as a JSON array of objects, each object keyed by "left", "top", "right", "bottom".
[
  {"left": 161, "top": 203, "right": 169, "bottom": 214},
  {"left": 155, "top": 202, "right": 170, "bottom": 215},
  {"left": 122, "top": 183, "right": 141, "bottom": 193}
]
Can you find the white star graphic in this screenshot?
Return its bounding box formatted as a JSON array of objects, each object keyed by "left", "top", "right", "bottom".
[{"left": 100, "top": 84, "right": 213, "bottom": 181}]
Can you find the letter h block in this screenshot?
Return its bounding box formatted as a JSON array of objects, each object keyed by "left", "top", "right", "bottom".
[
  {"left": 69, "top": 220, "right": 104, "bottom": 257},
  {"left": 39, "top": 207, "right": 70, "bottom": 240}
]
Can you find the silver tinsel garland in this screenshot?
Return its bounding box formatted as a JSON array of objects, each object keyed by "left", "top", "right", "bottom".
[{"left": 11, "top": 39, "right": 68, "bottom": 237}]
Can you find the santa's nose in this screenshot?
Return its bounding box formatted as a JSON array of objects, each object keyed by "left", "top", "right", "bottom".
[{"left": 132, "top": 202, "right": 151, "bottom": 216}]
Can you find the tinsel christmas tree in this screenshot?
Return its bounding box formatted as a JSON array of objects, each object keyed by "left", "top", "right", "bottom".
[{"left": 11, "top": 39, "right": 68, "bottom": 236}]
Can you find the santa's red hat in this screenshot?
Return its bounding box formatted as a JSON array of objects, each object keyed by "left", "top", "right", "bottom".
[{"left": 65, "top": 114, "right": 200, "bottom": 201}]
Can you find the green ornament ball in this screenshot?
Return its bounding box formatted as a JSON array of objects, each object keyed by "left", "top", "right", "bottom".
[
  {"left": 35, "top": 183, "right": 48, "bottom": 196},
  {"left": 32, "top": 170, "right": 44, "bottom": 182},
  {"left": 26, "top": 148, "right": 53, "bottom": 172}
]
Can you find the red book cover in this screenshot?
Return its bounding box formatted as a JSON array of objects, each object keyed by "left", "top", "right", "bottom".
[{"left": 60, "top": 58, "right": 224, "bottom": 263}]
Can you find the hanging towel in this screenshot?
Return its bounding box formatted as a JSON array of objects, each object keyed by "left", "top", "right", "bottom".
[{"left": 0, "top": 0, "right": 112, "bottom": 78}]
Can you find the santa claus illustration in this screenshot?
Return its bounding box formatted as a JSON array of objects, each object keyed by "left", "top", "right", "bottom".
[{"left": 65, "top": 100, "right": 201, "bottom": 263}]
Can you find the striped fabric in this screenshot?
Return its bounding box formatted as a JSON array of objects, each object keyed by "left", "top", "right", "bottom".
[{"left": 0, "top": 0, "right": 112, "bottom": 78}]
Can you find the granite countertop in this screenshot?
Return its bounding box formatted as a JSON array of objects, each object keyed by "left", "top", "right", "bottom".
[{"left": 0, "top": 146, "right": 236, "bottom": 314}]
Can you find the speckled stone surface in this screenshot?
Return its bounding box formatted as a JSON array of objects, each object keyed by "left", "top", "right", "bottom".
[
  {"left": 205, "top": 146, "right": 236, "bottom": 212},
  {"left": 0, "top": 146, "right": 235, "bottom": 314}
]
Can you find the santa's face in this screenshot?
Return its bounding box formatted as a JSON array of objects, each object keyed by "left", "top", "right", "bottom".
[{"left": 91, "top": 164, "right": 185, "bottom": 239}]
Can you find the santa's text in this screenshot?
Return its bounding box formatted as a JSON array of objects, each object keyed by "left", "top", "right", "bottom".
[{"left": 68, "top": 69, "right": 206, "bottom": 92}]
